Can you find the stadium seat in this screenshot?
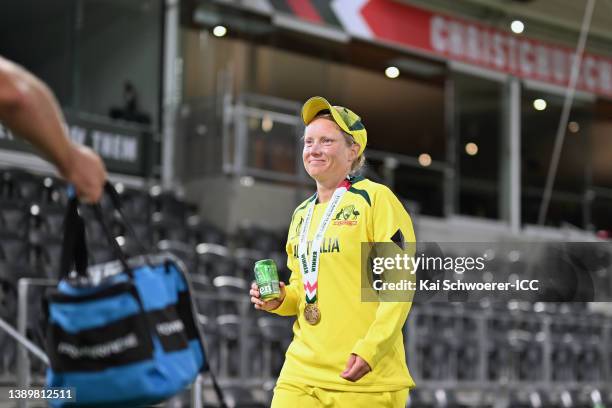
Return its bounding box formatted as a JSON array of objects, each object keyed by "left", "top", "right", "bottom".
[
  {"left": 87, "top": 242, "right": 115, "bottom": 265},
  {"left": 187, "top": 215, "right": 226, "bottom": 245},
  {"left": 157, "top": 239, "right": 197, "bottom": 272},
  {"left": 0, "top": 334, "right": 16, "bottom": 376},
  {"left": 0, "top": 168, "right": 42, "bottom": 201},
  {"left": 550, "top": 317, "right": 579, "bottom": 382},
  {"left": 189, "top": 273, "right": 213, "bottom": 294},
  {"left": 213, "top": 275, "right": 248, "bottom": 316},
  {"left": 0, "top": 277, "right": 17, "bottom": 323},
  {"left": 0, "top": 200, "right": 29, "bottom": 238},
  {"left": 508, "top": 390, "right": 551, "bottom": 408},
  {"left": 486, "top": 316, "right": 515, "bottom": 381},
  {"left": 216, "top": 313, "right": 241, "bottom": 377},
  {"left": 267, "top": 251, "right": 290, "bottom": 282},
  {"left": 234, "top": 248, "right": 265, "bottom": 281},
  {"left": 431, "top": 389, "right": 467, "bottom": 408},
  {"left": 103, "top": 207, "right": 152, "bottom": 247},
  {"left": 519, "top": 339, "right": 544, "bottom": 381},
  {"left": 221, "top": 386, "right": 266, "bottom": 408},
  {"left": 233, "top": 225, "right": 283, "bottom": 254},
  {"left": 0, "top": 232, "right": 30, "bottom": 267},
  {"left": 406, "top": 389, "right": 433, "bottom": 408},
  {"left": 149, "top": 185, "right": 187, "bottom": 222},
  {"left": 39, "top": 176, "right": 68, "bottom": 206},
  {"left": 151, "top": 212, "right": 188, "bottom": 242},
  {"left": 30, "top": 237, "right": 63, "bottom": 279},
  {"left": 115, "top": 184, "right": 151, "bottom": 222},
  {"left": 25, "top": 285, "right": 47, "bottom": 376},
  {"left": 194, "top": 293, "right": 218, "bottom": 321},
  {"left": 257, "top": 316, "right": 292, "bottom": 378},
  {"left": 196, "top": 243, "right": 233, "bottom": 280},
  {"left": 197, "top": 314, "right": 220, "bottom": 374},
  {"left": 29, "top": 203, "right": 65, "bottom": 238},
  {"left": 456, "top": 340, "right": 479, "bottom": 380},
  {"left": 0, "top": 276, "right": 17, "bottom": 375},
  {"left": 213, "top": 275, "right": 248, "bottom": 293}
]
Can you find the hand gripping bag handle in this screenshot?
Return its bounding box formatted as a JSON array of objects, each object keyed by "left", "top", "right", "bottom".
[
  {"left": 59, "top": 183, "right": 133, "bottom": 279},
  {"left": 58, "top": 196, "right": 89, "bottom": 278}
]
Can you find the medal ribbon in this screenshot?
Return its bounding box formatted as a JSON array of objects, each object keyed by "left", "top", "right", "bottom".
[{"left": 298, "top": 179, "right": 351, "bottom": 304}]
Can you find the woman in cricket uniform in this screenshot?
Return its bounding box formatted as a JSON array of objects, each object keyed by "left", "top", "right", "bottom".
[{"left": 249, "top": 96, "right": 416, "bottom": 407}]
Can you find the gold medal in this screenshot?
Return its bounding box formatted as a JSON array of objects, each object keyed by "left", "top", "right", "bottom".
[{"left": 304, "top": 303, "right": 321, "bottom": 325}]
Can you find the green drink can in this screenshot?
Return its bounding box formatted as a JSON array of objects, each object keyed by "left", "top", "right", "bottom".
[{"left": 254, "top": 259, "right": 280, "bottom": 301}]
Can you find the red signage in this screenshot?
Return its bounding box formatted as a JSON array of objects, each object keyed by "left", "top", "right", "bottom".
[{"left": 332, "top": 0, "right": 612, "bottom": 98}]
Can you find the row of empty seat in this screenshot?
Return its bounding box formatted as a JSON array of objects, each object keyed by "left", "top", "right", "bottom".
[
  {"left": 408, "top": 302, "right": 612, "bottom": 384},
  {"left": 2, "top": 168, "right": 612, "bottom": 407}
]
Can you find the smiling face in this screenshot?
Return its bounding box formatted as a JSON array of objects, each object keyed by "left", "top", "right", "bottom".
[{"left": 303, "top": 117, "right": 359, "bottom": 184}]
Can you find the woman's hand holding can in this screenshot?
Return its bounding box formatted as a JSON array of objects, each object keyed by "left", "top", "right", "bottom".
[{"left": 250, "top": 281, "right": 286, "bottom": 311}]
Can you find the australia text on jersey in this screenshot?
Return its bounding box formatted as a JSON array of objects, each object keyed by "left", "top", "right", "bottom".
[{"left": 293, "top": 238, "right": 340, "bottom": 258}]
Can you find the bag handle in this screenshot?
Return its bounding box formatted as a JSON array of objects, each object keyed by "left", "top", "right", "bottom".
[
  {"left": 58, "top": 184, "right": 134, "bottom": 279},
  {"left": 102, "top": 182, "right": 149, "bottom": 255},
  {"left": 59, "top": 196, "right": 89, "bottom": 277}
]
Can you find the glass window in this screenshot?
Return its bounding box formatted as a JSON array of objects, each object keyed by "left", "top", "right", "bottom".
[
  {"left": 0, "top": 0, "right": 163, "bottom": 129},
  {"left": 394, "top": 165, "right": 444, "bottom": 217},
  {"left": 0, "top": 0, "right": 75, "bottom": 106},
  {"left": 590, "top": 99, "right": 612, "bottom": 232},
  {"left": 521, "top": 88, "right": 592, "bottom": 227},
  {"left": 248, "top": 45, "right": 446, "bottom": 160},
  {"left": 454, "top": 73, "right": 504, "bottom": 219},
  {"left": 75, "top": 0, "right": 162, "bottom": 128},
  {"left": 244, "top": 110, "right": 300, "bottom": 177},
  {"left": 182, "top": 31, "right": 446, "bottom": 213}
]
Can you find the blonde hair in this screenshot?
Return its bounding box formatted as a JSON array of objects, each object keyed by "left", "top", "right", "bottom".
[{"left": 307, "top": 113, "right": 366, "bottom": 176}]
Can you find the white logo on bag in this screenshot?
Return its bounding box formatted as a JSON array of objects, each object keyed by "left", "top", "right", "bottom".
[
  {"left": 58, "top": 334, "right": 139, "bottom": 359},
  {"left": 156, "top": 320, "right": 184, "bottom": 336}
]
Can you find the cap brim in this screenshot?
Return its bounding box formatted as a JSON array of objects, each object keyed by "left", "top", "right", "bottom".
[
  {"left": 302, "top": 96, "right": 353, "bottom": 135},
  {"left": 302, "top": 96, "right": 333, "bottom": 125}
]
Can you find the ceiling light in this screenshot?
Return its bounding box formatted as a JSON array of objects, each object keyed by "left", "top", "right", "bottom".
[
  {"left": 465, "top": 142, "right": 479, "bottom": 156},
  {"left": 262, "top": 114, "right": 273, "bottom": 132},
  {"left": 30, "top": 204, "right": 40, "bottom": 216},
  {"left": 385, "top": 66, "right": 400, "bottom": 79},
  {"left": 511, "top": 20, "right": 524, "bottom": 34},
  {"left": 240, "top": 176, "right": 254, "bottom": 187},
  {"left": 533, "top": 98, "right": 547, "bottom": 111},
  {"left": 568, "top": 121, "right": 580, "bottom": 133},
  {"left": 212, "top": 25, "right": 227, "bottom": 37},
  {"left": 418, "top": 153, "right": 432, "bottom": 167}
]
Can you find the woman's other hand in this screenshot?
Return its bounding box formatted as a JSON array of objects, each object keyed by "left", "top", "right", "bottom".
[{"left": 340, "top": 353, "right": 372, "bottom": 382}]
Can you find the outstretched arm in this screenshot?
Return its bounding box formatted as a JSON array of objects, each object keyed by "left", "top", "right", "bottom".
[{"left": 0, "top": 56, "right": 106, "bottom": 202}]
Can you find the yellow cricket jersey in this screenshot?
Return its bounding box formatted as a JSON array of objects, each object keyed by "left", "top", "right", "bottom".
[{"left": 270, "top": 176, "right": 416, "bottom": 392}]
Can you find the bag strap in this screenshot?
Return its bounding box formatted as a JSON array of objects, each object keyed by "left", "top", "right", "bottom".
[
  {"left": 92, "top": 204, "right": 131, "bottom": 273},
  {"left": 103, "top": 182, "right": 149, "bottom": 255},
  {"left": 165, "top": 260, "right": 228, "bottom": 408},
  {"left": 59, "top": 196, "right": 89, "bottom": 278},
  {"left": 59, "top": 185, "right": 133, "bottom": 279},
  {"left": 208, "top": 369, "right": 227, "bottom": 408}
]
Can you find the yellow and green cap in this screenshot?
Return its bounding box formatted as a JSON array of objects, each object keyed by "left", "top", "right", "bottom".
[{"left": 301, "top": 96, "right": 367, "bottom": 157}]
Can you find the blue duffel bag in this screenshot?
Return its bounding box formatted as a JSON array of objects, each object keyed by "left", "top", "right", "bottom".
[{"left": 44, "top": 183, "right": 225, "bottom": 407}]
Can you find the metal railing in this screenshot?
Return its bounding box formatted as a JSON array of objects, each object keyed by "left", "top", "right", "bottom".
[
  {"left": 0, "top": 279, "right": 55, "bottom": 408},
  {"left": 2, "top": 277, "right": 280, "bottom": 407}
]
